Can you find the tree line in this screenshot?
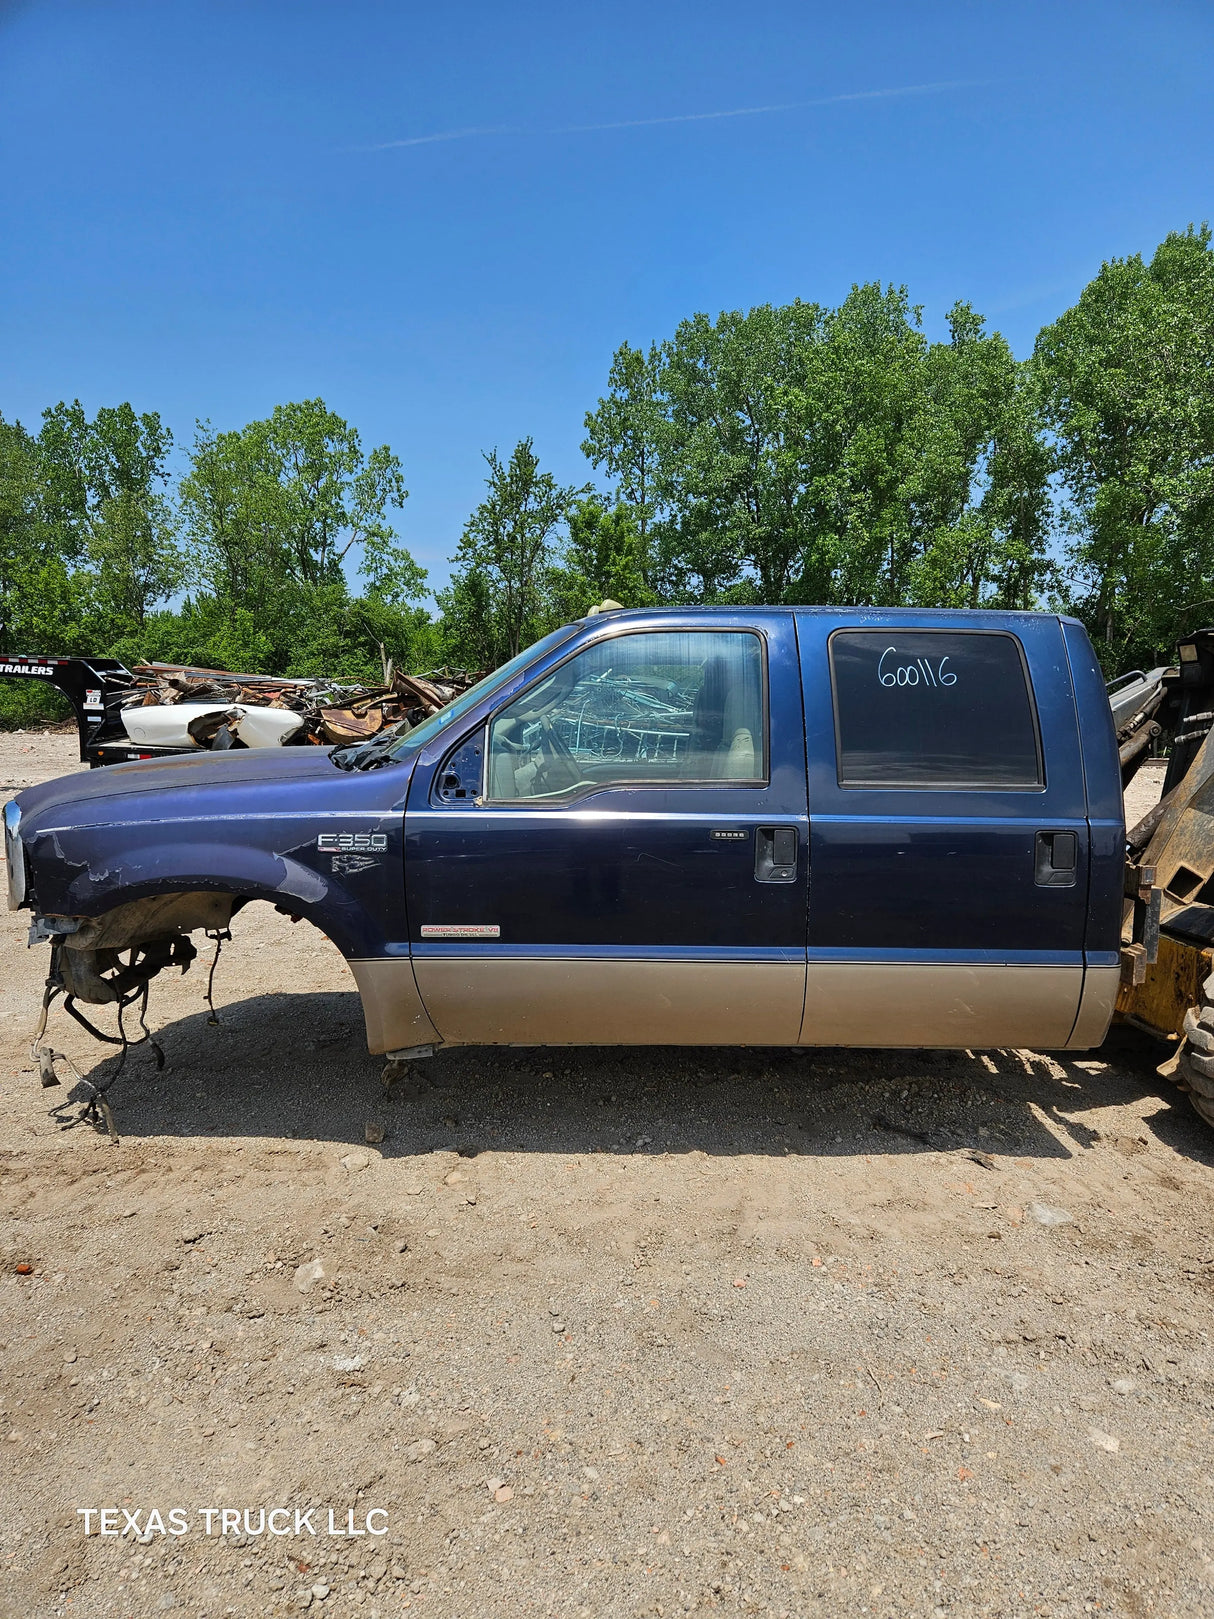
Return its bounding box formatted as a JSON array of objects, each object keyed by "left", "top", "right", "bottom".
[{"left": 2, "top": 225, "right": 1212, "bottom": 725}]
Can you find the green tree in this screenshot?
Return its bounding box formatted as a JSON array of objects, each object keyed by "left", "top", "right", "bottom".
[
  {"left": 360, "top": 529, "right": 428, "bottom": 607},
  {"left": 447, "top": 439, "right": 585, "bottom": 661},
  {"left": 433, "top": 565, "right": 497, "bottom": 672},
  {"left": 583, "top": 288, "right": 1053, "bottom": 611},
  {"left": 901, "top": 303, "right": 1056, "bottom": 609},
  {"left": 36, "top": 400, "right": 182, "bottom": 633},
  {"left": 178, "top": 419, "right": 279, "bottom": 610},
  {"left": 256, "top": 399, "right": 409, "bottom": 587},
  {"left": 176, "top": 399, "right": 423, "bottom": 675},
  {"left": 654, "top": 301, "right": 825, "bottom": 603},
  {"left": 547, "top": 497, "right": 653, "bottom": 623},
  {"left": 1033, "top": 225, "right": 1214, "bottom": 667},
  {"left": 0, "top": 412, "right": 52, "bottom": 648},
  {"left": 781, "top": 283, "right": 925, "bottom": 605},
  {"left": 971, "top": 376, "right": 1057, "bottom": 609},
  {"left": 581, "top": 341, "right": 666, "bottom": 577},
  {"left": 0, "top": 410, "right": 102, "bottom": 722},
  {"left": 180, "top": 399, "right": 413, "bottom": 605}
]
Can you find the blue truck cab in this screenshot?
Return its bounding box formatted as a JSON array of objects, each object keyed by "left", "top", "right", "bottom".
[{"left": 5, "top": 607, "right": 1125, "bottom": 1061}]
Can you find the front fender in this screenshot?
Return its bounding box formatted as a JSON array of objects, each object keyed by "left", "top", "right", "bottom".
[
  {"left": 17, "top": 752, "right": 414, "bottom": 959},
  {"left": 24, "top": 829, "right": 393, "bottom": 959}
]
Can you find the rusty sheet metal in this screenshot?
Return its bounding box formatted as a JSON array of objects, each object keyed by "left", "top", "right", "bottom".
[
  {"left": 1140, "top": 723, "right": 1214, "bottom": 917},
  {"left": 115, "top": 663, "right": 483, "bottom": 751},
  {"left": 395, "top": 673, "right": 464, "bottom": 713},
  {"left": 318, "top": 708, "right": 385, "bottom": 743}
]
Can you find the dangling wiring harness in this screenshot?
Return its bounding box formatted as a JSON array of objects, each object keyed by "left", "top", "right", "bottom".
[{"left": 33, "top": 934, "right": 206, "bottom": 1142}]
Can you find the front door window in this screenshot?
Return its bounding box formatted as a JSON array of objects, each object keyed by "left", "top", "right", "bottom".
[{"left": 484, "top": 630, "right": 765, "bottom": 802}]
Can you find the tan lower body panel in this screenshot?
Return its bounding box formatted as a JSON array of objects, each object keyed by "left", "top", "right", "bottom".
[
  {"left": 799, "top": 963, "right": 1084, "bottom": 1049},
  {"left": 1068, "top": 966, "right": 1121, "bottom": 1048},
  {"left": 412, "top": 958, "right": 806, "bottom": 1046},
  {"left": 354, "top": 955, "right": 1105, "bottom": 1055},
  {"left": 349, "top": 958, "right": 440, "bottom": 1054}
]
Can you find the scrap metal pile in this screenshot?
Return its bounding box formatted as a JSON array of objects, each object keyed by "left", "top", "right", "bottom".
[
  {"left": 549, "top": 674, "right": 695, "bottom": 766},
  {"left": 0, "top": 640, "right": 485, "bottom": 765},
  {"left": 113, "top": 662, "right": 482, "bottom": 753}
]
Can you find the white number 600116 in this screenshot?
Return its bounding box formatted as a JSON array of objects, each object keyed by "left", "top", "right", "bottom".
[{"left": 877, "top": 646, "right": 957, "bottom": 689}]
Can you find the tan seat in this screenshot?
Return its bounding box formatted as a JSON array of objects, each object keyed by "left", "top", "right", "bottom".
[
  {"left": 722, "top": 725, "right": 756, "bottom": 778},
  {"left": 709, "top": 678, "right": 758, "bottom": 777},
  {"left": 489, "top": 750, "right": 516, "bottom": 799}
]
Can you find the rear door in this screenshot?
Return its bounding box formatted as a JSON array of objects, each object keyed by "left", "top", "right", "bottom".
[
  {"left": 403, "top": 613, "right": 808, "bottom": 1047},
  {"left": 795, "top": 611, "right": 1090, "bottom": 1049}
]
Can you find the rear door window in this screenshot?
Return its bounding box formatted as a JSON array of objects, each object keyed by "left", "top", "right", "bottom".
[{"left": 829, "top": 629, "right": 1043, "bottom": 789}]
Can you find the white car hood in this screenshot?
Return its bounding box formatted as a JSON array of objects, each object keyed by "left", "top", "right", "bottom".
[{"left": 120, "top": 702, "right": 305, "bottom": 749}]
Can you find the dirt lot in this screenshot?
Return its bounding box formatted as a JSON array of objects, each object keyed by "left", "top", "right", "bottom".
[{"left": 0, "top": 738, "right": 1210, "bottom": 1619}]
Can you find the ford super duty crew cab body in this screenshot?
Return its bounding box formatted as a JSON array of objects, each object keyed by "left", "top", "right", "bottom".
[{"left": 4, "top": 607, "right": 1125, "bottom": 1063}]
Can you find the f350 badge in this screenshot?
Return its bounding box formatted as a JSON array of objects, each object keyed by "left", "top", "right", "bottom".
[{"left": 317, "top": 833, "right": 388, "bottom": 853}]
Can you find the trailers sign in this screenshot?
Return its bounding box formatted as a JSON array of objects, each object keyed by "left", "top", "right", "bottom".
[{"left": 0, "top": 662, "right": 54, "bottom": 677}]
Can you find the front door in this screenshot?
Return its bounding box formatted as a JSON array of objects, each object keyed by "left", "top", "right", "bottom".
[
  {"left": 403, "top": 614, "right": 808, "bottom": 1046},
  {"left": 795, "top": 611, "right": 1091, "bottom": 1049}
]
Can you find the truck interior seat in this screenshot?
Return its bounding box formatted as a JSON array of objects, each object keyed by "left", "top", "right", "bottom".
[
  {"left": 710, "top": 678, "right": 756, "bottom": 777},
  {"left": 490, "top": 746, "right": 517, "bottom": 799},
  {"left": 689, "top": 657, "right": 727, "bottom": 775},
  {"left": 719, "top": 725, "right": 756, "bottom": 778},
  {"left": 690, "top": 658, "right": 758, "bottom": 779}
]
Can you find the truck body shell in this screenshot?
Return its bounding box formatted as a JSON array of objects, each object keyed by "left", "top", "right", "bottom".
[{"left": 5, "top": 607, "right": 1125, "bottom": 1058}]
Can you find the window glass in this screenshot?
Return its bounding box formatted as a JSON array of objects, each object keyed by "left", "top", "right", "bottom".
[
  {"left": 830, "top": 629, "right": 1042, "bottom": 788},
  {"left": 486, "top": 631, "right": 765, "bottom": 800},
  {"left": 385, "top": 624, "right": 580, "bottom": 760}
]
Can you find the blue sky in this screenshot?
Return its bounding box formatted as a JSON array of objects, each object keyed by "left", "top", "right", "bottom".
[{"left": 1, "top": 0, "right": 1211, "bottom": 599}]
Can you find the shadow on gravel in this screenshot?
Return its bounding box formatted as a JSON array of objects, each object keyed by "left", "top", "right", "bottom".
[{"left": 41, "top": 988, "right": 1214, "bottom": 1167}]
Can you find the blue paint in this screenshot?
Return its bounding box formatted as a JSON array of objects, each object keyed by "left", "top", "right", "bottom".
[
  {"left": 795, "top": 608, "right": 1103, "bottom": 956},
  {"left": 404, "top": 612, "right": 808, "bottom": 952},
  {"left": 15, "top": 745, "right": 416, "bottom": 959}
]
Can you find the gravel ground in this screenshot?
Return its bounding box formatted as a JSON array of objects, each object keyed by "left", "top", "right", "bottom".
[{"left": 0, "top": 740, "right": 1211, "bottom": 1619}]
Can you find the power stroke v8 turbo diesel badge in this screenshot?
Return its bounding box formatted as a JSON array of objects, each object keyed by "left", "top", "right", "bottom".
[{"left": 419, "top": 925, "right": 501, "bottom": 939}]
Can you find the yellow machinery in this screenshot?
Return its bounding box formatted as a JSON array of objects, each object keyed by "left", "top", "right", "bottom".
[{"left": 1115, "top": 629, "right": 1214, "bottom": 1126}]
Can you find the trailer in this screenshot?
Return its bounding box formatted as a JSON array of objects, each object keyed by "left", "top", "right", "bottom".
[{"left": 0, "top": 652, "right": 152, "bottom": 766}]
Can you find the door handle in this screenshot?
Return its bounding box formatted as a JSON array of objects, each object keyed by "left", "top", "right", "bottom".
[
  {"left": 1035, "top": 830, "right": 1078, "bottom": 888},
  {"left": 755, "top": 826, "right": 798, "bottom": 884}
]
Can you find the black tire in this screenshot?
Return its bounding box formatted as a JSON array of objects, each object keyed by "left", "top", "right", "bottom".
[{"left": 1178, "top": 976, "right": 1214, "bottom": 1126}]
